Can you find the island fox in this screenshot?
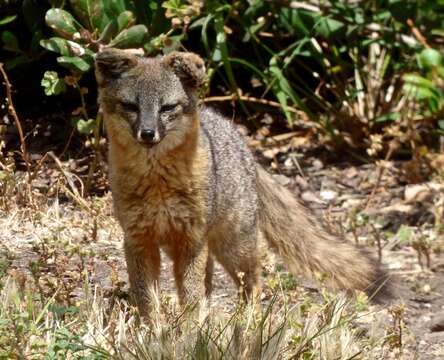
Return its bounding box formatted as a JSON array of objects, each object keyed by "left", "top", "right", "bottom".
[{"left": 95, "top": 48, "right": 391, "bottom": 314}]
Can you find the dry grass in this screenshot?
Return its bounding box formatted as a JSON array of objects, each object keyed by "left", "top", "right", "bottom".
[
  {"left": 0, "top": 164, "right": 421, "bottom": 359},
  {"left": 0, "top": 192, "right": 405, "bottom": 360},
  {"left": 0, "top": 273, "right": 398, "bottom": 359}
]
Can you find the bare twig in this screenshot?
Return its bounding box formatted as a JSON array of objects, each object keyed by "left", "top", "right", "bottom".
[
  {"left": 84, "top": 113, "right": 103, "bottom": 194},
  {"left": 249, "top": 131, "right": 304, "bottom": 147},
  {"left": 59, "top": 128, "right": 76, "bottom": 159},
  {"left": 203, "top": 95, "right": 304, "bottom": 115},
  {"left": 370, "top": 223, "right": 383, "bottom": 262},
  {"left": 364, "top": 140, "right": 398, "bottom": 210},
  {"left": 47, "top": 151, "right": 96, "bottom": 214},
  {"left": 0, "top": 63, "right": 30, "bottom": 167},
  {"left": 289, "top": 153, "right": 306, "bottom": 179},
  {"left": 0, "top": 62, "right": 35, "bottom": 207},
  {"left": 290, "top": 1, "right": 320, "bottom": 12},
  {"left": 406, "top": 18, "right": 430, "bottom": 48}
]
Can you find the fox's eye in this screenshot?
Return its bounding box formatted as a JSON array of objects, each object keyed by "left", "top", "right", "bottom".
[
  {"left": 160, "top": 103, "right": 179, "bottom": 113},
  {"left": 120, "top": 101, "right": 138, "bottom": 113}
]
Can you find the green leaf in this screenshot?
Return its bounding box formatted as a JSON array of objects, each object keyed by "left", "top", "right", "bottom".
[
  {"left": 374, "top": 112, "right": 401, "bottom": 123},
  {"left": 438, "top": 120, "right": 444, "bottom": 130},
  {"left": 144, "top": 33, "right": 164, "bottom": 54},
  {"left": 41, "top": 71, "right": 67, "bottom": 96},
  {"left": 396, "top": 225, "right": 413, "bottom": 244},
  {"left": 1, "top": 31, "right": 19, "bottom": 52},
  {"left": 428, "top": 96, "right": 440, "bottom": 113},
  {"left": 49, "top": 304, "right": 79, "bottom": 316},
  {"left": 314, "top": 16, "right": 345, "bottom": 38},
  {"left": 109, "top": 24, "right": 148, "bottom": 48},
  {"left": 403, "top": 72, "right": 444, "bottom": 106},
  {"left": 75, "top": 118, "right": 96, "bottom": 135},
  {"left": 0, "top": 15, "right": 17, "bottom": 26},
  {"left": 268, "top": 57, "right": 307, "bottom": 122},
  {"left": 403, "top": 73, "right": 436, "bottom": 89},
  {"left": 437, "top": 66, "right": 444, "bottom": 81},
  {"left": 417, "top": 48, "right": 443, "bottom": 71},
  {"left": 69, "top": 0, "right": 110, "bottom": 32},
  {"left": 431, "top": 29, "right": 444, "bottom": 38},
  {"left": 68, "top": 0, "right": 92, "bottom": 29},
  {"left": 40, "top": 37, "right": 87, "bottom": 57},
  {"left": 57, "top": 56, "right": 91, "bottom": 72},
  {"left": 214, "top": 13, "right": 238, "bottom": 94},
  {"left": 228, "top": 57, "right": 265, "bottom": 79},
  {"left": 188, "top": 16, "right": 207, "bottom": 30},
  {"left": 200, "top": 14, "right": 214, "bottom": 57},
  {"left": 45, "top": 9, "right": 81, "bottom": 39},
  {"left": 99, "top": 11, "right": 136, "bottom": 45},
  {"left": 107, "top": 0, "right": 130, "bottom": 18},
  {"left": 117, "top": 11, "right": 135, "bottom": 32},
  {"left": 279, "top": 8, "right": 310, "bottom": 36},
  {"left": 404, "top": 83, "right": 439, "bottom": 101},
  {"left": 99, "top": 20, "right": 118, "bottom": 44}
]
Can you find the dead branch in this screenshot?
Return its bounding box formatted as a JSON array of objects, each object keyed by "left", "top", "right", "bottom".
[
  {"left": 0, "top": 63, "right": 30, "bottom": 167},
  {"left": 202, "top": 95, "right": 304, "bottom": 115}
]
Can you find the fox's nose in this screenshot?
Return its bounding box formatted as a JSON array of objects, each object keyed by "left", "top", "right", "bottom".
[{"left": 139, "top": 129, "right": 156, "bottom": 142}]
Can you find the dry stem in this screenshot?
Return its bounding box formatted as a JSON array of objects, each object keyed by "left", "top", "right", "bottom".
[
  {"left": 203, "top": 95, "right": 303, "bottom": 115},
  {"left": 0, "top": 63, "right": 30, "bottom": 168}
]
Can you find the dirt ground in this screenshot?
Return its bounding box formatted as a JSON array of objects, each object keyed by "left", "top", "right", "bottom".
[
  {"left": 1, "top": 140, "right": 444, "bottom": 358},
  {"left": 270, "top": 148, "right": 444, "bottom": 359}
]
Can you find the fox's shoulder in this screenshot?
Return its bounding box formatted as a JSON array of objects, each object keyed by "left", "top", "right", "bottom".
[
  {"left": 198, "top": 105, "right": 256, "bottom": 173},
  {"left": 198, "top": 106, "right": 241, "bottom": 140}
]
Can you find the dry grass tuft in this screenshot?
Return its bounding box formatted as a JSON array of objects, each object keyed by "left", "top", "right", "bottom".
[
  {"left": 0, "top": 272, "right": 396, "bottom": 359},
  {"left": 0, "top": 177, "right": 408, "bottom": 359}
]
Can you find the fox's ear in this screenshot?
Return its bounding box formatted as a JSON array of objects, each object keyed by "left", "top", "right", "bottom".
[
  {"left": 95, "top": 48, "right": 138, "bottom": 85},
  {"left": 163, "top": 52, "right": 206, "bottom": 88}
]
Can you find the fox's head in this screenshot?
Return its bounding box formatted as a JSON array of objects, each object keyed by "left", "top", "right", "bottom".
[{"left": 95, "top": 48, "right": 205, "bottom": 150}]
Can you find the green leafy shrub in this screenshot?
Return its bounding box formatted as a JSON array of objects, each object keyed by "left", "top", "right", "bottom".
[
  {"left": 40, "top": 3, "right": 149, "bottom": 73},
  {"left": 2, "top": 0, "right": 444, "bottom": 172},
  {"left": 0, "top": 0, "right": 48, "bottom": 70},
  {"left": 404, "top": 48, "right": 444, "bottom": 116},
  {"left": 41, "top": 70, "right": 66, "bottom": 96}
]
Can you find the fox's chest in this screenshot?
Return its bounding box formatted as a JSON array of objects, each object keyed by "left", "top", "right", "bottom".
[
  {"left": 142, "top": 185, "right": 198, "bottom": 233},
  {"left": 112, "top": 170, "right": 206, "bottom": 244},
  {"left": 108, "top": 138, "right": 209, "bottom": 244}
]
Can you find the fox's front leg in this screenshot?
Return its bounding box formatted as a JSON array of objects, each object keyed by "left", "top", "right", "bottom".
[
  {"left": 173, "top": 239, "right": 208, "bottom": 307},
  {"left": 124, "top": 238, "right": 161, "bottom": 317}
]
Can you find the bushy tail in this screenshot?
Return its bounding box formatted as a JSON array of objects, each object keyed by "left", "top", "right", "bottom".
[{"left": 257, "top": 167, "right": 392, "bottom": 301}]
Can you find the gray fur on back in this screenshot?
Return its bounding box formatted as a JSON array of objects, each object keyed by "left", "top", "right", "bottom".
[{"left": 198, "top": 106, "right": 258, "bottom": 236}]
